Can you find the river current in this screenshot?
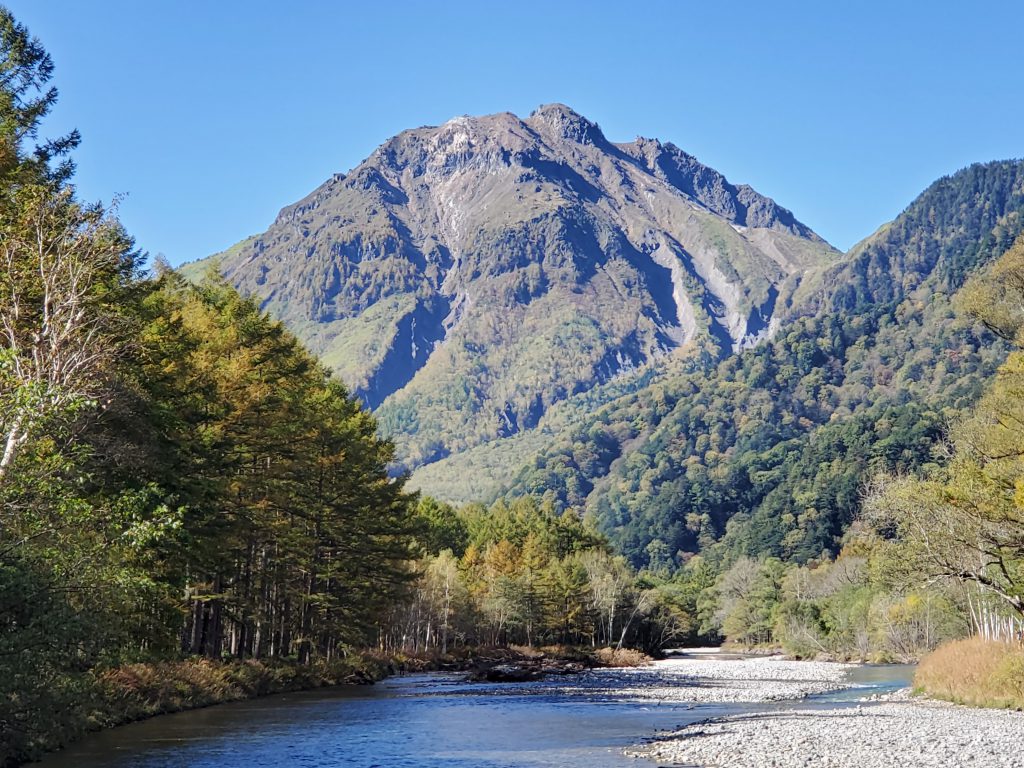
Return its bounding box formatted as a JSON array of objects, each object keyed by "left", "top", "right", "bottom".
[{"left": 37, "top": 663, "right": 914, "bottom": 768}]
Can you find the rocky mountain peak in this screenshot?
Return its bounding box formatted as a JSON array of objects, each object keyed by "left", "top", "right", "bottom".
[
  {"left": 526, "top": 103, "right": 608, "bottom": 146},
  {"left": 190, "top": 105, "right": 839, "bottom": 469}
]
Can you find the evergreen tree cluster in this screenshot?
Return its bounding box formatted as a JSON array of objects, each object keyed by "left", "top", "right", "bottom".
[{"left": 0, "top": 11, "right": 415, "bottom": 760}]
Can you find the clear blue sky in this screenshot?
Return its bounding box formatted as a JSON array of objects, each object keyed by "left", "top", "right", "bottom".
[{"left": 9, "top": 1, "right": 1024, "bottom": 265}]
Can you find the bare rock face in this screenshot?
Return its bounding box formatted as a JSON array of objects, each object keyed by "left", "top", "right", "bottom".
[{"left": 193, "top": 105, "right": 837, "bottom": 469}]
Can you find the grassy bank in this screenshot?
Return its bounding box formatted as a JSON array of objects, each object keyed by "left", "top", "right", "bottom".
[
  {"left": 915, "top": 637, "right": 1024, "bottom": 709},
  {"left": 9, "top": 655, "right": 391, "bottom": 767},
  {"left": 91, "top": 655, "right": 391, "bottom": 727}
]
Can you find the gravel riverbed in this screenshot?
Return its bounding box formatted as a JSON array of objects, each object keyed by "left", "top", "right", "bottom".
[
  {"left": 627, "top": 657, "right": 1024, "bottom": 767},
  {"left": 578, "top": 655, "right": 856, "bottom": 704}
]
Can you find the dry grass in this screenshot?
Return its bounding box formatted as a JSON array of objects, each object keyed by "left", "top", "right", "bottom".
[
  {"left": 915, "top": 636, "right": 1024, "bottom": 709},
  {"left": 592, "top": 646, "right": 652, "bottom": 667},
  {"left": 508, "top": 644, "right": 546, "bottom": 659}
]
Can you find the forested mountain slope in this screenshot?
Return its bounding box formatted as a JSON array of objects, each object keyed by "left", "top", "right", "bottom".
[
  {"left": 185, "top": 105, "right": 837, "bottom": 469},
  {"left": 501, "top": 160, "right": 1024, "bottom": 567}
]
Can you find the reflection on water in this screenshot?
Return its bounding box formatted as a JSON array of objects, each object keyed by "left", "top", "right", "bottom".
[{"left": 36, "top": 663, "right": 916, "bottom": 768}]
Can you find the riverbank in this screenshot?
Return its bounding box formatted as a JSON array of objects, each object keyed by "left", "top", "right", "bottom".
[
  {"left": 631, "top": 697, "right": 1024, "bottom": 767},
  {"left": 587, "top": 653, "right": 855, "bottom": 704},
  {"left": 627, "top": 653, "right": 1024, "bottom": 767},
  {"left": 31, "top": 662, "right": 782, "bottom": 768},
  {"left": 6, "top": 655, "right": 391, "bottom": 767},
  {"left": 463, "top": 645, "right": 650, "bottom": 681},
  {"left": 91, "top": 655, "right": 389, "bottom": 725}
]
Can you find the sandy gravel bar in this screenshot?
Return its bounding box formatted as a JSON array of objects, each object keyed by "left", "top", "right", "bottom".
[
  {"left": 551, "top": 656, "right": 855, "bottom": 704},
  {"left": 629, "top": 699, "right": 1024, "bottom": 767}
]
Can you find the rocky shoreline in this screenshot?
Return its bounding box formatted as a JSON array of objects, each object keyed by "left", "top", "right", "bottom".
[
  {"left": 585, "top": 654, "right": 856, "bottom": 704},
  {"left": 627, "top": 655, "right": 1024, "bottom": 768},
  {"left": 631, "top": 699, "right": 1024, "bottom": 767}
]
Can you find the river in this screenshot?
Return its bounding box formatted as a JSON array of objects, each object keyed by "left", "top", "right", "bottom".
[{"left": 36, "top": 662, "right": 915, "bottom": 768}]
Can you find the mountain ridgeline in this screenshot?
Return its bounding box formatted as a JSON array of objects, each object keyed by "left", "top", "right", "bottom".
[
  {"left": 190, "top": 104, "right": 837, "bottom": 469},
  {"left": 186, "top": 107, "right": 1024, "bottom": 570}
]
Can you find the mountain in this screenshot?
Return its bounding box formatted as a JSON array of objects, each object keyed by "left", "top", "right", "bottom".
[
  {"left": 185, "top": 105, "right": 1024, "bottom": 572},
  {"left": 186, "top": 105, "right": 838, "bottom": 470}
]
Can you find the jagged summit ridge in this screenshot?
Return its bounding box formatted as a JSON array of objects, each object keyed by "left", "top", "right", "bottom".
[
  {"left": 197, "top": 105, "right": 838, "bottom": 468},
  {"left": 527, "top": 103, "right": 609, "bottom": 145}
]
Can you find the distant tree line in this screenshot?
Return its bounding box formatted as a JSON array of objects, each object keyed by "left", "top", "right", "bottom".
[{"left": 384, "top": 496, "right": 694, "bottom": 655}]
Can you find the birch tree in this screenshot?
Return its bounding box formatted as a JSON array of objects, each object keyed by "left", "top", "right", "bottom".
[
  {"left": 0, "top": 186, "right": 136, "bottom": 481},
  {"left": 0, "top": 5, "right": 136, "bottom": 484}
]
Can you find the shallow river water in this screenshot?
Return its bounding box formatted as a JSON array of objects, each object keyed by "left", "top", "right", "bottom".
[{"left": 36, "top": 663, "right": 915, "bottom": 768}]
